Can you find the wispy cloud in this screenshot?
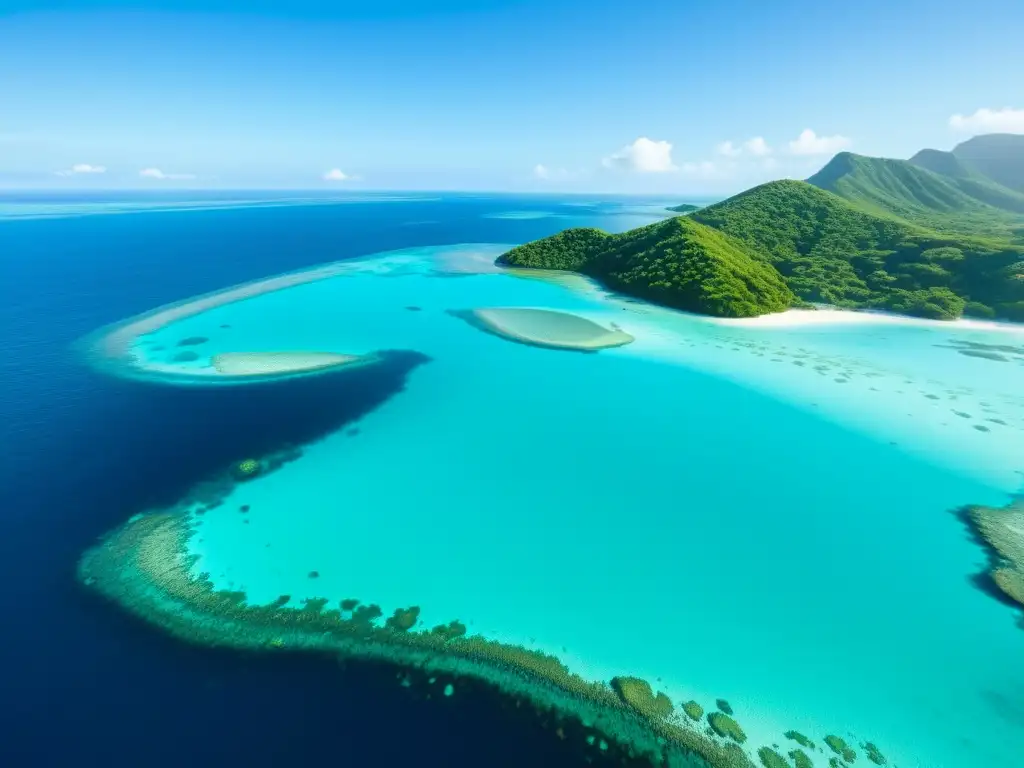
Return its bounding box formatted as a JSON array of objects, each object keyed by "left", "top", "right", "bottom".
[
  {"left": 55, "top": 163, "right": 106, "bottom": 177},
  {"left": 323, "top": 168, "right": 352, "bottom": 181},
  {"left": 787, "top": 129, "right": 851, "bottom": 156},
  {"left": 716, "top": 141, "right": 741, "bottom": 157},
  {"left": 140, "top": 168, "right": 196, "bottom": 180},
  {"left": 949, "top": 107, "right": 1024, "bottom": 135},
  {"left": 602, "top": 137, "right": 677, "bottom": 173},
  {"left": 533, "top": 163, "right": 575, "bottom": 181},
  {"left": 744, "top": 136, "right": 772, "bottom": 156}
]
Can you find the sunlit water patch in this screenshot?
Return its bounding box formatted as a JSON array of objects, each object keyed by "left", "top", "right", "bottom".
[
  {"left": 81, "top": 244, "right": 1024, "bottom": 768},
  {"left": 482, "top": 211, "right": 561, "bottom": 220},
  {"left": 0, "top": 195, "right": 440, "bottom": 221}
]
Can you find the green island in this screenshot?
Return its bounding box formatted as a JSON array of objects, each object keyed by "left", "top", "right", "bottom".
[
  {"left": 666, "top": 202, "right": 703, "bottom": 213},
  {"left": 499, "top": 133, "right": 1024, "bottom": 320}
]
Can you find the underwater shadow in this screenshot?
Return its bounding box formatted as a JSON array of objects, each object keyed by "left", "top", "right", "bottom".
[{"left": 47, "top": 349, "right": 429, "bottom": 529}]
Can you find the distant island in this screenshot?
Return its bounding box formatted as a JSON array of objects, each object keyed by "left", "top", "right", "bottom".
[
  {"left": 665, "top": 202, "right": 702, "bottom": 214},
  {"left": 501, "top": 133, "right": 1024, "bottom": 321}
]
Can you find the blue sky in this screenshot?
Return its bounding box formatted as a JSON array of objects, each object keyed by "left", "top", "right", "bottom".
[{"left": 1, "top": 0, "right": 1022, "bottom": 193}]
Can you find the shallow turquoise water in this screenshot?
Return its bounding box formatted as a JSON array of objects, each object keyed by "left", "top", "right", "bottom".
[{"left": 109, "top": 244, "right": 1024, "bottom": 767}]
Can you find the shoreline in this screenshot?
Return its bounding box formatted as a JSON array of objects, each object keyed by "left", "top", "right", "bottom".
[{"left": 706, "top": 307, "right": 1024, "bottom": 333}]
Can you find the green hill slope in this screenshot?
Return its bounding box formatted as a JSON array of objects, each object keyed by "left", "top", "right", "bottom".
[
  {"left": 952, "top": 134, "right": 1024, "bottom": 193},
  {"left": 908, "top": 148, "right": 975, "bottom": 179},
  {"left": 497, "top": 216, "right": 794, "bottom": 317},
  {"left": 807, "top": 152, "right": 1024, "bottom": 237},
  {"left": 690, "top": 180, "right": 1024, "bottom": 319}
]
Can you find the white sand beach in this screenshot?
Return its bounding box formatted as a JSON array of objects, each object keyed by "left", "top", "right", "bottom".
[{"left": 709, "top": 307, "right": 1024, "bottom": 333}]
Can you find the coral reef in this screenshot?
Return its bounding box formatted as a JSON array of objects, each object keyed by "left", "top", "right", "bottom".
[
  {"left": 79, "top": 503, "right": 756, "bottom": 768},
  {"left": 956, "top": 500, "right": 1024, "bottom": 613},
  {"left": 783, "top": 731, "right": 814, "bottom": 749},
  {"left": 609, "top": 677, "right": 673, "bottom": 720},
  {"left": 707, "top": 712, "right": 746, "bottom": 744},
  {"left": 788, "top": 749, "right": 813, "bottom": 768},
  {"left": 683, "top": 701, "right": 704, "bottom": 722},
  {"left": 177, "top": 336, "right": 209, "bottom": 346},
  {"left": 863, "top": 741, "right": 887, "bottom": 765},
  {"left": 233, "top": 458, "right": 262, "bottom": 480},
  {"left": 755, "top": 747, "right": 787, "bottom": 768},
  {"left": 385, "top": 606, "right": 421, "bottom": 632},
  {"left": 824, "top": 735, "right": 856, "bottom": 763},
  {"left": 716, "top": 699, "right": 733, "bottom": 715},
  {"left": 76, "top": 446, "right": 893, "bottom": 768},
  {"left": 430, "top": 620, "right": 467, "bottom": 640}
]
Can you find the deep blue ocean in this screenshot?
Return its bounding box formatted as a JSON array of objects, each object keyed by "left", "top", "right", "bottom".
[{"left": 0, "top": 193, "right": 675, "bottom": 768}]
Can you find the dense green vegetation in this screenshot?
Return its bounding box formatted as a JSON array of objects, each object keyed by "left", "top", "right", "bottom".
[
  {"left": 807, "top": 151, "right": 1024, "bottom": 238},
  {"left": 498, "top": 216, "right": 794, "bottom": 317},
  {"left": 692, "top": 180, "right": 1024, "bottom": 319},
  {"left": 666, "top": 202, "right": 702, "bottom": 213},
  {"left": 499, "top": 136, "right": 1024, "bottom": 321}
]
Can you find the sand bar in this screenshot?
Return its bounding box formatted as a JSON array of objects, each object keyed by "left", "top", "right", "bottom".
[
  {"left": 211, "top": 351, "right": 370, "bottom": 377},
  {"left": 453, "top": 307, "right": 635, "bottom": 351},
  {"left": 95, "top": 263, "right": 349, "bottom": 360}
]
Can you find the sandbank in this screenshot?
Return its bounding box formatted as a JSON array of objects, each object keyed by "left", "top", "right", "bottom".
[
  {"left": 95, "top": 264, "right": 349, "bottom": 361},
  {"left": 451, "top": 307, "right": 635, "bottom": 351},
  {"left": 211, "top": 351, "right": 370, "bottom": 377}
]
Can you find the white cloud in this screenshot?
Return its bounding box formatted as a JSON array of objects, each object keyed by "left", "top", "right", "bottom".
[
  {"left": 949, "top": 107, "right": 1024, "bottom": 135},
  {"left": 55, "top": 163, "right": 106, "bottom": 176},
  {"left": 139, "top": 168, "right": 196, "bottom": 180},
  {"left": 602, "top": 137, "right": 677, "bottom": 173},
  {"left": 744, "top": 136, "right": 772, "bottom": 156},
  {"left": 323, "top": 168, "right": 351, "bottom": 181},
  {"left": 533, "top": 164, "right": 550, "bottom": 179},
  {"left": 787, "top": 129, "right": 851, "bottom": 156},
  {"left": 716, "top": 141, "right": 741, "bottom": 157}
]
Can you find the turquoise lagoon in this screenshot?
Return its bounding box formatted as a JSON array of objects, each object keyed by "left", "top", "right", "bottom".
[{"left": 90, "top": 243, "right": 1024, "bottom": 768}]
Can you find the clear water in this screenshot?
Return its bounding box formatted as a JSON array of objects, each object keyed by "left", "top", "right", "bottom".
[{"left": 103, "top": 240, "right": 1024, "bottom": 768}]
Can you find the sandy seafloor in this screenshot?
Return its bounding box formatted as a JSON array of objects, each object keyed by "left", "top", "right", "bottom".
[{"left": 93, "top": 240, "right": 1024, "bottom": 768}]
